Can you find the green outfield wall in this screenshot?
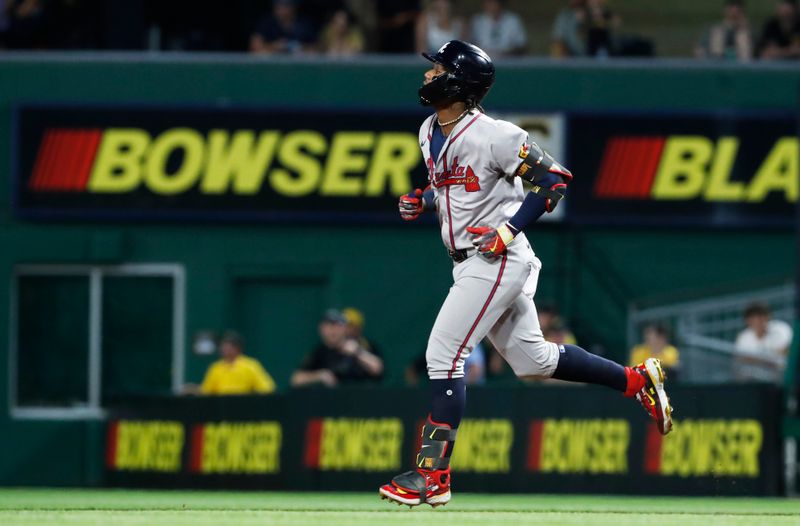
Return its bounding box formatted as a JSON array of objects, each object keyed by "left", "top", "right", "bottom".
[{"left": 0, "top": 55, "right": 797, "bottom": 487}]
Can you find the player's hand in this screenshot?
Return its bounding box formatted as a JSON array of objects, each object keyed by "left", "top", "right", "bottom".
[
  {"left": 399, "top": 189, "right": 424, "bottom": 221},
  {"left": 466, "top": 224, "right": 515, "bottom": 257}
]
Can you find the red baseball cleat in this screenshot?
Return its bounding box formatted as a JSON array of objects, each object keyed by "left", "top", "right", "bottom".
[
  {"left": 379, "top": 467, "right": 451, "bottom": 508},
  {"left": 632, "top": 358, "right": 673, "bottom": 435}
]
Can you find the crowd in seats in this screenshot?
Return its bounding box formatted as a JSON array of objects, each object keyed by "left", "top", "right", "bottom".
[
  {"left": 629, "top": 300, "right": 794, "bottom": 387},
  {"left": 2, "top": 0, "right": 798, "bottom": 62},
  {"left": 290, "top": 308, "right": 384, "bottom": 388},
  {"left": 183, "top": 294, "right": 794, "bottom": 395},
  {"left": 695, "top": 0, "right": 800, "bottom": 61}
]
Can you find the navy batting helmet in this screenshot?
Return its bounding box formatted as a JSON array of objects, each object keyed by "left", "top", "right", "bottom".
[{"left": 418, "top": 40, "right": 495, "bottom": 108}]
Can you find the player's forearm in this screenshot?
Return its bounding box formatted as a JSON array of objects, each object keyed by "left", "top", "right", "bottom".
[
  {"left": 507, "top": 191, "right": 548, "bottom": 234},
  {"left": 422, "top": 188, "right": 436, "bottom": 211},
  {"left": 508, "top": 168, "right": 562, "bottom": 235}
]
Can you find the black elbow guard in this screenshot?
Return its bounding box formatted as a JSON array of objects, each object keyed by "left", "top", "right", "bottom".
[{"left": 515, "top": 142, "right": 572, "bottom": 212}]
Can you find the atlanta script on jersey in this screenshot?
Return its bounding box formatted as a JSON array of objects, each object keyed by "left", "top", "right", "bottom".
[{"left": 419, "top": 111, "right": 531, "bottom": 251}]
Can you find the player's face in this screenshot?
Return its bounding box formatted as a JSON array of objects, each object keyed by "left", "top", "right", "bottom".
[{"left": 424, "top": 63, "right": 447, "bottom": 85}]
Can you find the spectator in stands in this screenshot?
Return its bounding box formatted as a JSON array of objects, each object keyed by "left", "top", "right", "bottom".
[
  {"left": 320, "top": 8, "right": 365, "bottom": 57},
  {"left": 342, "top": 307, "right": 381, "bottom": 358},
  {"left": 584, "top": 0, "right": 620, "bottom": 57},
  {"left": 487, "top": 305, "right": 577, "bottom": 382},
  {"left": 758, "top": 0, "right": 800, "bottom": 60},
  {"left": 551, "top": 0, "right": 587, "bottom": 58},
  {"left": 542, "top": 318, "right": 577, "bottom": 346},
  {"left": 695, "top": 0, "right": 753, "bottom": 61},
  {"left": 415, "top": 0, "right": 466, "bottom": 54},
  {"left": 299, "top": 0, "right": 347, "bottom": 34},
  {"left": 538, "top": 304, "right": 577, "bottom": 345},
  {"left": 470, "top": 0, "right": 527, "bottom": 57},
  {"left": 198, "top": 331, "right": 276, "bottom": 395},
  {"left": 291, "top": 309, "right": 384, "bottom": 387},
  {"left": 629, "top": 323, "right": 680, "bottom": 380},
  {"left": 734, "top": 302, "right": 793, "bottom": 383},
  {"left": 376, "top": 0, "right": 420, "bottom": 53},
  {"left": 250, "top": 0, "right": 317, "bottom": 55}
]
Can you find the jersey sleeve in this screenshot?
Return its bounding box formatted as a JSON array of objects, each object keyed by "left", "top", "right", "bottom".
[{"left": 489, "top": 121, "right": 529, "bottom": 177}]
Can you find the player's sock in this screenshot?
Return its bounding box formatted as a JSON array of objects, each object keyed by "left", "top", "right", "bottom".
[
  {"left": 552, "top": 344, "right": 641, "bottom": 394},
  {"left": 430, "top": 377, "right": 466, "bottom": 427},
  {"left": 428, "top": 378, "right": 466, "bottom": 463}
]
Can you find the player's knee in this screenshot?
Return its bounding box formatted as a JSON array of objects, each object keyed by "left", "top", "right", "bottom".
[
  {"left": 425, "top": 347, "right": 453, "bottom": 380},
  {"left": 508, "top": 340, "right": 559, "bottom": 378}
]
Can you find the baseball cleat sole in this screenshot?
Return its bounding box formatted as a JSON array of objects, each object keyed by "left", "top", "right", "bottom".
[
  {"left": 644, "top": 358, "right": 673, "bottom": 435},
  {"left": 379, "top": 487, "right": 451, "bottom": 508}
]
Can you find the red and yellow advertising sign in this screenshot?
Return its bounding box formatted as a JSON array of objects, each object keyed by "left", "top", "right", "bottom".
[
  {"left": 189, "top": 421, "right": 282, "bottom": 475},
  {"left": 595, "top": 136, "right": 796, "bottom": 203},
  {"left": 304, "top": 417, "right": 403, "bottom": 472},
  {"left": 644, "top": 419, "right": 763, "bottom": 478},
  {"left": 15, "top": 106, "right": 426, "bottom": 221},
  {"left": 449, "top": 418, "right": 514, "bottom": 473},
  {"left": 30, "top": 128, "right": 418, "bottom": 198},
  {"left": 567, "top": 113, "right": 797, "bottom": 226},
  {"left": 106, "top": 419, "right": 184, "bottom": 472},
  {"left": 526, "top": 419, "right": 629, "bottom": 475}
]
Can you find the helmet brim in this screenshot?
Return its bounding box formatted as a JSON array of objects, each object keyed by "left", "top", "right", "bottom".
[{"left": 421, "top": 52, "right": 438, "bottom": 63}]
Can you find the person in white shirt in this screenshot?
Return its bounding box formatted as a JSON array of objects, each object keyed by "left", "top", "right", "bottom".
[
  {"left": 416, "top": 0, "right": 466, "bottom": 54},
  {"left": 470, "top": 0, "right": 527, "bottom": 56},
  {"left": 734, "top": 302, "right": 793, "bottom": 383}
]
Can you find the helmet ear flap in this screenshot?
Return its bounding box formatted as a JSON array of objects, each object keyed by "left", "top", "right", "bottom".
[{"left": 418, "top": 70, "right": 463, "bottom": 107}]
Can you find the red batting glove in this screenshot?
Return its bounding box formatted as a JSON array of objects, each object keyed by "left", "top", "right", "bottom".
[
  {"left": 466, "top": 224, "right": 515, "bottom": 257},
  {"left": 399, "top": 188, "right": 424, "bottom": 221}
]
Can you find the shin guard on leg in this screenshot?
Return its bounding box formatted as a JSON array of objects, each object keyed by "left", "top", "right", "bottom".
[{"left": 390, "top": 418, "right": 456, "bottom": 503}]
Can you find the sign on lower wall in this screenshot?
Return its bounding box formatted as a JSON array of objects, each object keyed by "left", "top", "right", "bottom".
[
  {"left": 104, "top": 384, "right": 782, "bottom": 495},
  {"left": 189, "top": 421, "right": 282, "bottom": 475}
]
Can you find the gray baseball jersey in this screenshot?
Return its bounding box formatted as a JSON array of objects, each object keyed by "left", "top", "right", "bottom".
[
  {"left": 419, "top": 111, "right": 528, "bottom": 251},
  {"left": 418, "top": 111, "right": 561, "bottom": 380}
]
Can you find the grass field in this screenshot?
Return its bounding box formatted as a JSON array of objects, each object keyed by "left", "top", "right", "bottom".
[{"left": 0, "top": 489, "right": 798, "bottom": 526}]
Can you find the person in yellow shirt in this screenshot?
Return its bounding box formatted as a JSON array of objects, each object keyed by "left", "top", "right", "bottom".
[
  {"left": 200, "top": 331, "right": 276, "bottom": 395},
  {"left": 629, "top": 323, "right": 680, "bottom": 380}
]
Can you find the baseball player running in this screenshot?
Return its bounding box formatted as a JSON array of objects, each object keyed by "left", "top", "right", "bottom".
[{"left": 379, "top": 40, "right": 673, "bottom": 508}]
